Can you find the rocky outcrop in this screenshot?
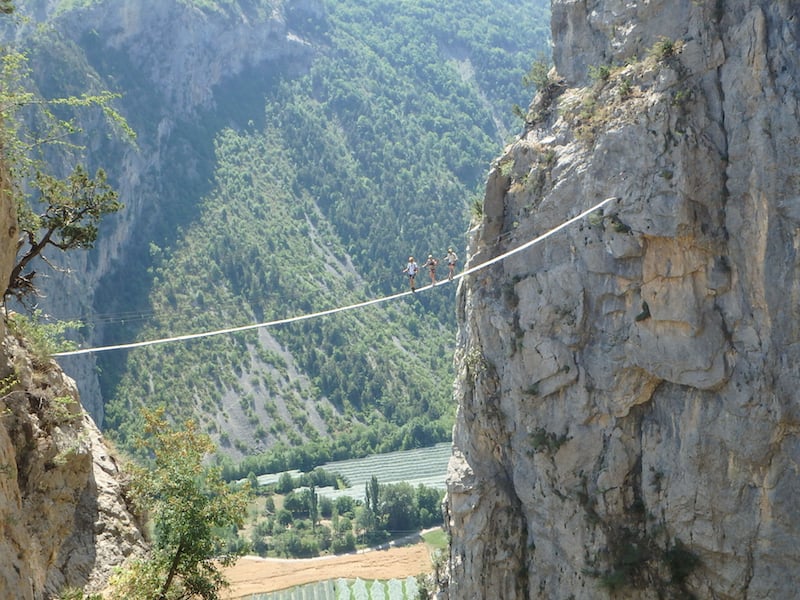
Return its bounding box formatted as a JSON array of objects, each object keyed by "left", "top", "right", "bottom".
[
  {"left": 446, "top": 1, "right": 800, "bottom": 599},
  {"left": 52, "top": 0, "right": 321, "bottom": 117},
  {"left": 0, "top": 194, "right": 145, "bottom": 598}
]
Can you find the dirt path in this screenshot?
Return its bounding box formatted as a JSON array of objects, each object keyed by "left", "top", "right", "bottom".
[{"left": 222, "top": 543, "right": 433, "bottom": 598}]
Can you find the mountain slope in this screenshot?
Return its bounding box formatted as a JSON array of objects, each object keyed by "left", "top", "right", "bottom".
[
  {"left": 10, "top": 0, "right": 550, "bottom": 467},
  {"left": 104, "top": 124, "right": 455, "bottom": 467}
]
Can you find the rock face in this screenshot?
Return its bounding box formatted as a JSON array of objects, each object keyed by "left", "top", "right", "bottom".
[
  {"left": 0, "top": 198, "right": 145, "bottom": 597},
  {"left": 445, "top": 1, "right": 800, "bottom": 599},
  {"left": 53, "top": 0, "right": 320, "bottom": 118}
]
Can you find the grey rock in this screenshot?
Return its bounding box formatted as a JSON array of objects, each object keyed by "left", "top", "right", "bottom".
[{"left": 445, "top": 1, "right": 800, "bottom": 599}]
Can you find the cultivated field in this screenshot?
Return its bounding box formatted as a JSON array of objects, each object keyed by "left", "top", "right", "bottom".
[
  {"left": 281, "top": 442, "right": 453, "bottom": 501},
  {"left": 232, "top": 444, "right": 452, "bottom": 597},
  {"left": 223, "top": 542, "right": 433, "bottom": 598}
]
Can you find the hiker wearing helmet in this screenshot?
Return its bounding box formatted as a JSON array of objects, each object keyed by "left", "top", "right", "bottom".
[
  {"left": 445, "top": 247, "right": 458, "bottom": 281},
  {"left": 402, "top": 256, "right": 419, "bottom": 291},
  {"left": 422, "top": 254, "right": 439, "bottom": 286}
]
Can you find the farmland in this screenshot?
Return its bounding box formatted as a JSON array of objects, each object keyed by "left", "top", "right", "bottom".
[
  {"left": 230, "top": 442, "right": 453, "bottom": 562},
  {"left": 243, "top": 576, "right": 419, "bottom": 600},
  {"left": 223, "top": 542, "right": 435, "bottom": 599},
  {"left": 258, "top": 442, "right": 452, "bottom": 501}
]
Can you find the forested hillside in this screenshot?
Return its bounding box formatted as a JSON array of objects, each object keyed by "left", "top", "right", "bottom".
[{"left": 8, "top": 0, "right": 550, "bottom": 472}]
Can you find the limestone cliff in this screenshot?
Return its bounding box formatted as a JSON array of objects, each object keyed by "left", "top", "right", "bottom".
[
  {"left": 0, "top": 193, "right": 145, "bottom": 596},
  {"left": 445, "top": 1, "right": 800, "bottom": 599},
  {"left": 51, "top": 0, "right": 321, "bottom": 118}
]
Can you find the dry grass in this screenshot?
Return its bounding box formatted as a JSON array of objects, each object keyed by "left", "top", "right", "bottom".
[{"left": 222, "top": 542, "right": 434, "bottom": 598}]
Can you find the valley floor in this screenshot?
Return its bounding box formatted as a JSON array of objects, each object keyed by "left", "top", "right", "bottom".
[{"left": 222, "top": 541, "right": 433, "bottom": 598}]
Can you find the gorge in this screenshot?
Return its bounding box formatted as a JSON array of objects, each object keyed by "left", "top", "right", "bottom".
[{"left": 2, "top": 0, "right": 799, "bottom": 598}]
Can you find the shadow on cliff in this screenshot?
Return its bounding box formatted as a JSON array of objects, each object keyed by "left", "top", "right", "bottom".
[{"left": 92, "top": 58, "right": 311, "bottom": 412}]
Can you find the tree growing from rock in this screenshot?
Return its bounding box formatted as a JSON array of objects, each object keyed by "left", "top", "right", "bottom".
[
  {"left": 7, "top": 165, "right": 121, "bottom": 301},
  {"left": 0, "top": 25, "right": 130, "bottom": 305}
]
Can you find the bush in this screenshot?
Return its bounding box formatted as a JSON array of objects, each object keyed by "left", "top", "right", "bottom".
[
  {"left": 275, "top": 471, "right": 294, "bottom": 494},
  {"left": 276, "top": 508, "right": 294, "bottom": 527},
  {"left": 6, "top": 311, "right": 79, "bottom": 366},
  {"left": 331, "top": 531, "right": 356, "bottom": 554}
]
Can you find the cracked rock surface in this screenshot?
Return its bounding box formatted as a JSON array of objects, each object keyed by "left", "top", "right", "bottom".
[{"left": 445, "top": 2, "right": 800, "bottom": 598}]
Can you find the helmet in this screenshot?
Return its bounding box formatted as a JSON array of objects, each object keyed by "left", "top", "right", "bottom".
[
  {"left": 428, "top": 254, "right": 433, "bottom": 259},
  {"left": 409, "top": 256, "right": 414, "bottom": 261}
]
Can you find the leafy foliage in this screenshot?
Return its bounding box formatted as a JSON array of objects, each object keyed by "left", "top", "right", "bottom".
[
  {"left": 8, "top": 165, "right": 121, "bottom": 300},
  {"left": 6, "top": 310, "right": 79, "bottom": 366},
  {"left": 0, "top": 28, "right": 130, "bottom": 304},
  {"left": 522, "top": 52, "right": 553, "bottom": 91},
  {"left": 242, "top": 477, "right": 445, "bottom": 559},
  {"left": 110, "top": 408, "right": 251, "bottom": 600}
]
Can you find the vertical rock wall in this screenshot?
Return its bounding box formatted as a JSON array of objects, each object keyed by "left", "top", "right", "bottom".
[
  {"left": 445, "top": 2, "right": 800, "bottom": 599},
  {"left": 0, "top": 168, "right": 145, "bottom": 597}
]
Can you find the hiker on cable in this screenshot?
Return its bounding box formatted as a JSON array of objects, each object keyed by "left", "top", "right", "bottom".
[
  {"left": 403, "top": 256, "right": 419, "bottom": 292},
  {"left": 422, "top": 254, "right": 438, "bottom": 286},
  {"left": 444, "top": 247, "right": 458, "bottom": 281}
]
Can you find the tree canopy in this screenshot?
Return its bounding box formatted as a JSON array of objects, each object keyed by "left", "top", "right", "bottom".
[
  {"left": 109, "top": 408, "right": 251, "bottom": 600},
  {"left": 0, "top": 31, "right": 128, "bottom": 305}
]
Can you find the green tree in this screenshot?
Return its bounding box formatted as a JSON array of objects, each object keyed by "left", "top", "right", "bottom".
[
  {"left": 381, "top": 482, "right": 417, "bottom": 533},
  {"left": 306, "top": 485, "right": 319, "bottom": 530},
  {"left": 362, "top": 474, "right": 381, "bottom": 536},
  {"left": 109, "top": 408, "right": 251, "bottom": 600},
  {"left": 8, "top": 165, "right": 122, "bottom": 301},
  {"left": 283, "top": 490, "right": 307, "bottom": 515},
  {"left": 522, "top": 53, "right": 553, "bottom": 91},
  {"left": 365, "top": 475, "right": 380, "bottom": 516},
  {"left": 276, "top": 508, "right": 294, "bottom": 527},
  {"left": 334, "top": 495, "right": 356, "bottom": 518},
  {"left": 1, "top": 23, "right": 130, "bottom": 304},
  {"left": 275, "top": 471, "right": 294, "bottom": 494},
  {"left": 416, "top": 484, "right": 444, "bottom": 528},
  {"left": 246, "top": 471, "right": 259, "bottom": 493},
  {"left": 331, "top": 513, "right": 356, "bottom": 554},
  {"left": 318, "top": 495, "right": 333, "bottom": 518}
]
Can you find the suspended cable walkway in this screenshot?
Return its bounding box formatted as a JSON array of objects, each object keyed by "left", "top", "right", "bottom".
[{"left": 54, "top": 196, "right": 618, "bottom": 357}]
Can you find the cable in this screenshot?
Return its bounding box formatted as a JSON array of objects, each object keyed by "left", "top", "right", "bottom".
[
  {"left": 54, "top": 196, "right": 617, "bottom": 357},
  {"left": 458, "top": 196, "right": 617, "bottom": 278}
]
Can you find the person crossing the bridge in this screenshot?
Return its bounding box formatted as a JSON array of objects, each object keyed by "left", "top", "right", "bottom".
[
  {"left": 445, "top": 247, "right": 458, "bottom": 281},
  {"left": 402, "top": 256, "right": 419, "bottom": 292},
  {"left": 422, "top": 254, "right": 439, "bottom": 286},
  {"left": 53, "top": 198, "right": 616, "bottom": 358}
]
